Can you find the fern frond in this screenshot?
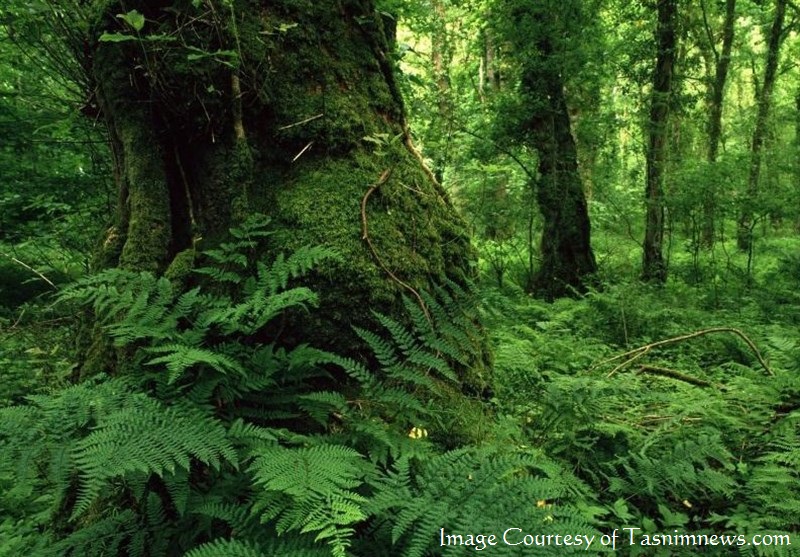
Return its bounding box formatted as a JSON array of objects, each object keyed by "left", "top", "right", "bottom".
[
  {"left": 145, "top": 344, "right": 245, "bottom": 384},
  {"left": 354, "top": 326, "right": 399, "bottom": 368},
  {"left": 249, "top": 444, "right": 368, "bottom": 555},
  {"left": 42, "top": 509, "right": 138, "bottom": 557},
  {"left": 184, "top": 538, "right": 269, "bottom": 557},
  {"left": 70, "top": 397, "right": 238, "bottom": 519},
  {"left": 185, "top": 536, "right": 330, "bottom": 557},
  {"left": 297, "top": 391, "right": 348, "bottom": 425},
  {"left": 259, "top": 245, "right": 340, "bottom": 295},
  {"left": 374, "top": 312, "right": 417, "bottom": 356}
]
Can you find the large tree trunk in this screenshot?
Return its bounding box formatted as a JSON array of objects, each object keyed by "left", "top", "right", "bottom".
[
  {"left": 737, "top": 0, "right": 785, "bottom": 252},
  {"left": 88, "top": 1, "right": 486, "bottom": 384},
  {"left": 523, "top": 65, "right": 597, "bottom": 300},
  {"left": 702, "top": 0, "right": 736, "bottom": 247},
  {"left": 513, "top": 12, "right": 596, "bottom": 300},
  {"left": 642, "top": 0, "right": 677, "bottom": 284}
]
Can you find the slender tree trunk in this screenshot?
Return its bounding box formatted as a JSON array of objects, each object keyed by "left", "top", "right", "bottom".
[
  {"left": 430, "top": 0, "right": 451, "bottom": 182},
  {"left": 737, "top": 0, "right": 785, "bottom": 251},
  {"left": 702, "top": 0, "right": 736, "bottom": 247},
  {"left": 483, "top": 28, "right": 500, "bottom": 93},
  {"left": 642, "top": 0, "right": 678, "bottom": 283},
  {"left": 86, "top": 1, "right": 487, "bottom": 384},
  {"left": 795, "top": 88, "right": 800, "bottom": 232},
  {"left": 494, "top": 1, "right": 596, "bottom": 299}
]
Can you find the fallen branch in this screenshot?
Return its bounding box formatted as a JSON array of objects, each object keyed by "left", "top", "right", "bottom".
[
  {"left": 595, "top": 327, "right": 772, "bottom": 377},
  {"left": 637, "top": 365, "right": 713, "bottom": 388}
]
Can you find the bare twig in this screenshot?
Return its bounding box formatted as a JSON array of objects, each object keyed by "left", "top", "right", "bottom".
[
  {"left": 11, "top": 307, "right": 26, "bottom": 329},
  {"left": 459, "top": 128, "right": 537, "bottom": 181},
  {"left": 607, "top": 347, "right": 649, "bottom": 378},
  {"left": 291, "top": 141, "right": 314, "bottom": 162},
  {"left": 231, "top": 73, "right": 246, "bottom": 141},
  {"left": 278, "top": 113, "right": 323, "bottom": 130},
  {"left": 0, "top": 253, "right": 57, "bottom": 289},
  {"left": 637, "top": 365, "right": 713, "bottom": 388}
]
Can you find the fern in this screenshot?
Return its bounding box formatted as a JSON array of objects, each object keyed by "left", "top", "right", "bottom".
[
  {"left": 70, "top": 395, "right": 237, "bottom": 519},
  {"left": 185, "top": 539, "right": 270, "bottom": 557},
  {"left": 1, "top": 216, "right": 513, "bottom": 557},
  {"left": 41, "top": 509, "right": 139, "bottom": 557},
  {"left": 144, "top": 344, "right": 246, "bottom": 384},
  {"left": 185, "top": 537, "right": 330, "bottom": 557},
  {"left": 250, "top": 444, "right": 369, "bottom": 557},
  {"left": 365, "top": 445, "right": 598, "bottom": 557}
]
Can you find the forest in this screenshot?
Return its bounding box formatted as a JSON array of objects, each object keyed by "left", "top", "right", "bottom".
[{"left": 1, "top": 0, "right": 799, "bottom": 555}]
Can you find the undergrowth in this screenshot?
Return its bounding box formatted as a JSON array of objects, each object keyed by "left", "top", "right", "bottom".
[
  {"left": 486, "top": 276, "right": 800, "bottom": 556},
  {"left": 0, "top": 215, "right": 597, "bottom": 556},
  {"left": 2, "top": 218, "right": 799, "bottom": 555}
]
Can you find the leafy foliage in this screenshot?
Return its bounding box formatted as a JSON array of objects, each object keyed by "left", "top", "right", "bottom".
[{"left": 5, "top": 0, "right": 800, "bottom": 555}]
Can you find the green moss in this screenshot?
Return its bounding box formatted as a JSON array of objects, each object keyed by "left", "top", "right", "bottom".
[
  {"left": 192, "top": 140, "right": 254, "bottom": 246},
  {"left": 117, "top": 122, "right": 172, "bottom": 272},
  {"left": 79, "top": 322, "right": 116, "bottom": 380},
  {"left": 249, "top": 138, "right": 484, "bottom": 387},
  {"left": 164, "top": 248, "right": 196, "bottom": 287},
  {"left": 93, "top": 39, "right": 172, "bottom": 273},
  {"left": 90, "top": 226, "right": 124, "bottom": 271}
]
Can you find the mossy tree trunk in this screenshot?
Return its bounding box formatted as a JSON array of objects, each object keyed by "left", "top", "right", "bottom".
[
  {"left": 522, "top": 61, "right": 597, "bottom": 300},
  {"left": 88, "top": 1, "right": 485, "bottom": 384},
  {"left": 511, "top": 4, "right": 597, "bottom": 300},
  {"left": 642, "top": 0, "right": 677, "bottom": 284}
]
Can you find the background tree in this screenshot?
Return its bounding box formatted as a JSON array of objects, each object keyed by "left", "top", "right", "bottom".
[
  {"left": 642, "top": 0, "right": 678, "bottom": 283},
  {"left": 737, "top": 0, "right": 787, "bottom": 252},
  {"left": 701, "top": 0, "right": 736, "bottom": 246},
  {"left": 494, "top": 0, "right": 597, "bottom": 299}
]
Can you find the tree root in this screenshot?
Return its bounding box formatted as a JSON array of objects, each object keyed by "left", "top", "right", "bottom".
[{"left": 360, "top": 168, "right": 431, "bottom": 324}]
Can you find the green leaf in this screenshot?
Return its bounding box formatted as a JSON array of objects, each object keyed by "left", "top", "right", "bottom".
[
  {"left": 186, "top": 47, "right": 239, "bottom": 68},
  {"left": 118, "top": 10, "right": 145, "bottom": 32},
  {"left": 98, "top": 32, "right": 136, "bottom": 43}
]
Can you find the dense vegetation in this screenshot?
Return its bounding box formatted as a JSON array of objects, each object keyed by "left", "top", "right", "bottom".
[{"left": 1, "top": 1, "right": 799, "bottom": 555}]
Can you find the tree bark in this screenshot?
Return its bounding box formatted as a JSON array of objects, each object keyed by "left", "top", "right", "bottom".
[
  {"left": 523, "top": 62, "right": 597, "bottom": 299},
  {"left": 87, "top": 1, "right": 487, "bottom": 385},
  {"left": 737, "top": 0, "right": 785, "bottom": 252},
  {"left": 481, "top": 27, "right": 500, "bottom": 95},
  {"left": 701, "top": 0, "right": 736, "bottom": 247},
  {"left": 642, "top": 0, "right": 678, "bottom": 284}
]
